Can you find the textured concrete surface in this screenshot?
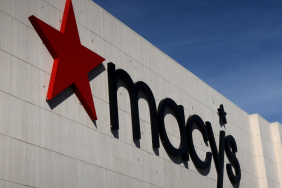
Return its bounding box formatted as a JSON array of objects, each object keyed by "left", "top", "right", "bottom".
[{"left": 0, "top": 0, "right": 281, "bottom": 187}]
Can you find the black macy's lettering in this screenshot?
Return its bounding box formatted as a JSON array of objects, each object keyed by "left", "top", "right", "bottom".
[{"left": 107, "top": 63, "right": 241, "bottom": 188}]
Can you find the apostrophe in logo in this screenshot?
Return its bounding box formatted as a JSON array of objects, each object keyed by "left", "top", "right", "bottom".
[{"left": 29, "top": 0, "right": 105, "bottom": 120}]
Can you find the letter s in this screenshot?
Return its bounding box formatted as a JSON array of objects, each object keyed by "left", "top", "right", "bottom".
[{"left": 225, "top": 135, "right": 241, "bottom": 184}]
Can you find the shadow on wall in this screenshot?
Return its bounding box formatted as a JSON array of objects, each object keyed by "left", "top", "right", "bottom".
[
  {"left": 46, "top": 63, "right": 106, "bottom": 128},
  {"left": 111, "top": 78, "right": 128, "bottom": 140},
  {"left": 219, "top": 115, "right": 226, "bottom": 129},
  {"left": 112, "top": 79, "right": 162, "bottom": 154},
  {"left": 232, "top": 181, "right": 240, "bottom": 188},
  {"left": 164, "top": 111, "right": 211, "bottom": 176}
]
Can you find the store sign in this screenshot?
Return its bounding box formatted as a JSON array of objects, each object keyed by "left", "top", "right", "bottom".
[
  {"left": 29, "top": 0, "right": 241, "bottom": 187},
  {"left": 108, "top": 63, "right": 241, "bottom": 188}
]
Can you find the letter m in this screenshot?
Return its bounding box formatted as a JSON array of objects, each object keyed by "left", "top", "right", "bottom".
[{"left": 107, "top": 63, "right": 159, "bottom": 148}]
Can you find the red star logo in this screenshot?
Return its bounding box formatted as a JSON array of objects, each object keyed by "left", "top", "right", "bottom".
[{"left": 29, "top": 0, "right": 105, "bottom": 120}]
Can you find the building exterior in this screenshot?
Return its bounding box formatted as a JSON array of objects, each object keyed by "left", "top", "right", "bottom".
[{"left": 0, "top": 0, "right": 281, "bottom": 187}]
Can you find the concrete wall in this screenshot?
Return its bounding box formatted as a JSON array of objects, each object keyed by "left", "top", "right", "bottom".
[
  {"left": 0, "top": 0, "right": 281, "bottom": 187},
  {"left": 271, "top": 122, "right": 282, "bottom": 187},
  {"left": 250, "top": 114, "right": 280, "bottom": 187}
]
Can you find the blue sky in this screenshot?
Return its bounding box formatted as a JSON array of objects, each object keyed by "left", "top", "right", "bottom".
[{"left": 92, "top": 0, "right": 282, "bottom": 124}]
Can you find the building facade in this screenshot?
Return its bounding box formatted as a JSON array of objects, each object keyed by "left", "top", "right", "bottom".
[{"left": 0, "top": 0, "right": 281, "bottom": 187}]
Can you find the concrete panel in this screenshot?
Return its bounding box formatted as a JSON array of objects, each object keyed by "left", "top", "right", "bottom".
[
  {"left": 260, "top": 177, "right": 280, "bottom": 188},
  {"left": 27, "top": 144, "right": 54, "bottom": 188},
  {"left": 257, "top": 115, "right": 273, "bottom": 142},
  {"left": 0, "top": 3, "right": 62, "bottom": 64},
  {"left": 246, "top": 152, "right": 259, "bottom": 177},
  {"left": 0, "top": 135, "right": 27, "bottom": 185},
  {"left": 72, "top": 0, "right": 89, "bottom": 28},
  {"left": 87, "top": 1, "right": 106, "bottom": 44},
  {"left": 6, "top": 96, "right": 27, "bottom": 142},
  {"left": 52, "top": 152, "right": 78, "bottom": 188},
  {"left": 264, "top": 156, "right": 279, "bottom": 183},
  {"left": 0, "top": 180, "right": 28, "bottom": 188},
  {"left": 52, "top": 113, "right": 77, "bottom": 157},
  {"left": 117, "top": 109, "right": 134, "bottom": 146},
  {"left": 271, "top": 122, "right": 282, "bottom": 144},
  {"left": 77, "top": 160, "right": 101, "bottom": 188}
]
